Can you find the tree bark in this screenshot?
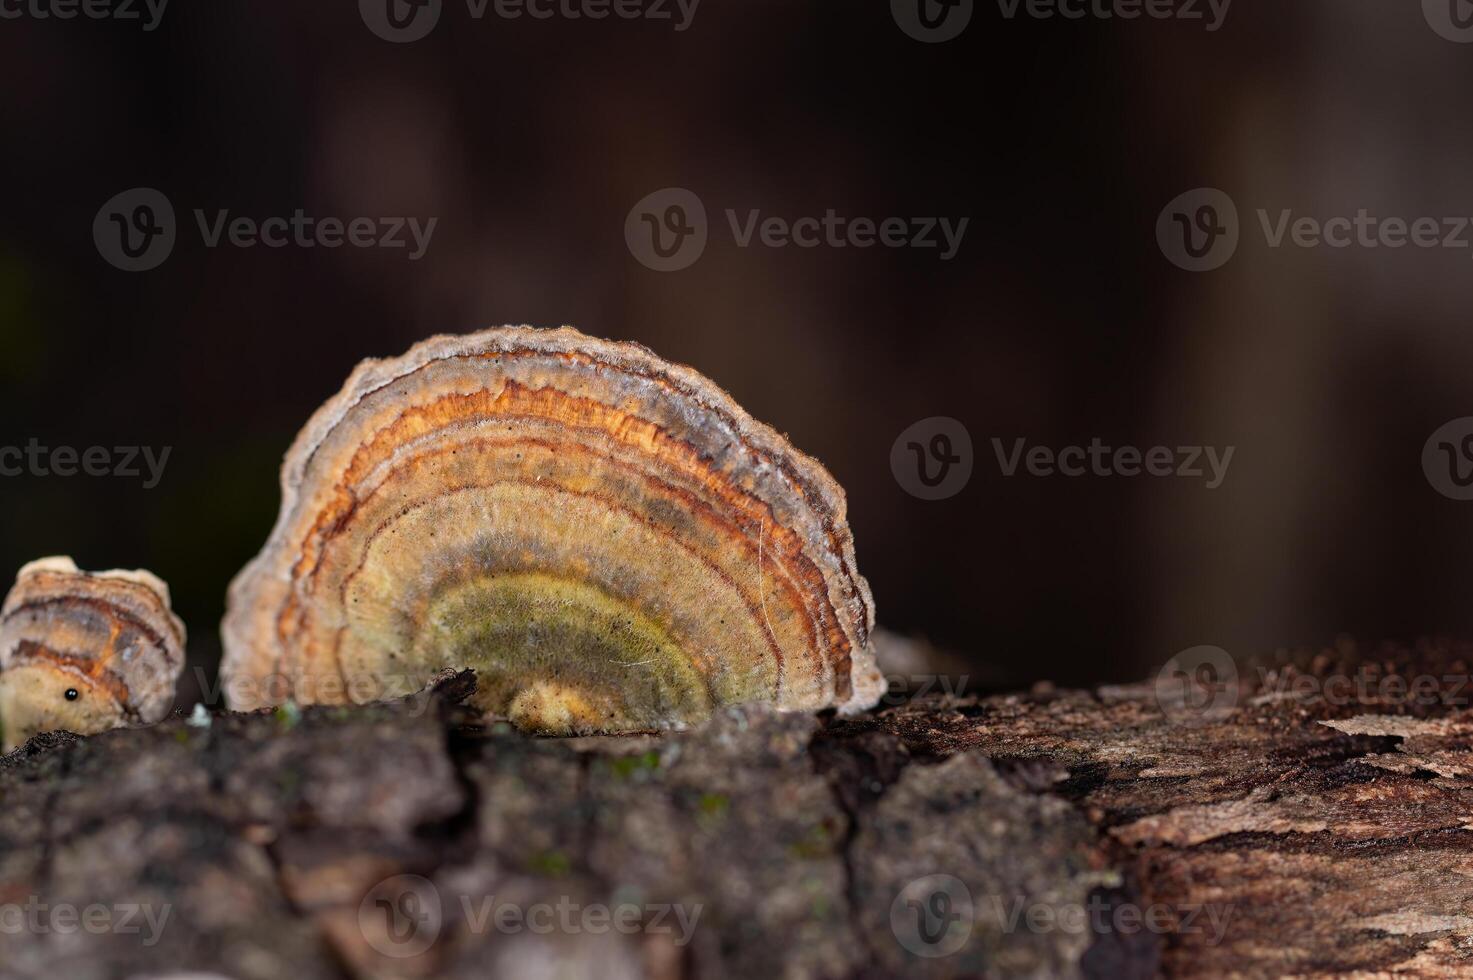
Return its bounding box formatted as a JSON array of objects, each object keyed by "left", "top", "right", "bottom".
[{"left": 2, "top": 641, "right": 1472, "bottom": 979}]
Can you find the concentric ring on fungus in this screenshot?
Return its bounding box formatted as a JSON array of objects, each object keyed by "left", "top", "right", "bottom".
[{"left": 221, "top": 326, "right": 882, "bottom": 733}]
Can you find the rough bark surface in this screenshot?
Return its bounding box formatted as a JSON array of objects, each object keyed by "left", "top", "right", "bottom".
[{"left": 2, "top": 640, "right": 1473, "bottom": 979}]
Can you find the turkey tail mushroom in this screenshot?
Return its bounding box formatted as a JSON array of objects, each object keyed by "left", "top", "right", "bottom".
[{"left": 221, "top": 326, "right": 882, "bottom": 733}]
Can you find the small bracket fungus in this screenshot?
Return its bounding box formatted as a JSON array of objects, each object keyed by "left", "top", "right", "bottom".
[
  {"left": 222, "top": 326, "right": 883, "bottom": 733},
  {"left": 0, "top": 557, "right": 186, "bottom": 751}
]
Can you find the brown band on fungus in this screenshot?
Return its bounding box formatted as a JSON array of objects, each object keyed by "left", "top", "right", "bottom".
[
  {"left": 7, "top": 640, "right": 140, "bottom": 716},
  {"left": 3, "top": 594, "right": 178, "bottom": 670}
]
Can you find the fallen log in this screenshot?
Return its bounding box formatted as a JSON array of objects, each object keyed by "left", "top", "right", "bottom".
[{"left": 2, "top": 639, "right": 1472, "bottom": 979}]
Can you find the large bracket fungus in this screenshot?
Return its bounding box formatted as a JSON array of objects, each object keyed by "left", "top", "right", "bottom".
[{"left": 222, "top": 326, "right": 882, "bottom": 733}]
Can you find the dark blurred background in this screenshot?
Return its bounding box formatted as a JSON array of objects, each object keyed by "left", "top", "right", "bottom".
[{"left": 2, "top": 0, "right": 1471, "bottom": 700}]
